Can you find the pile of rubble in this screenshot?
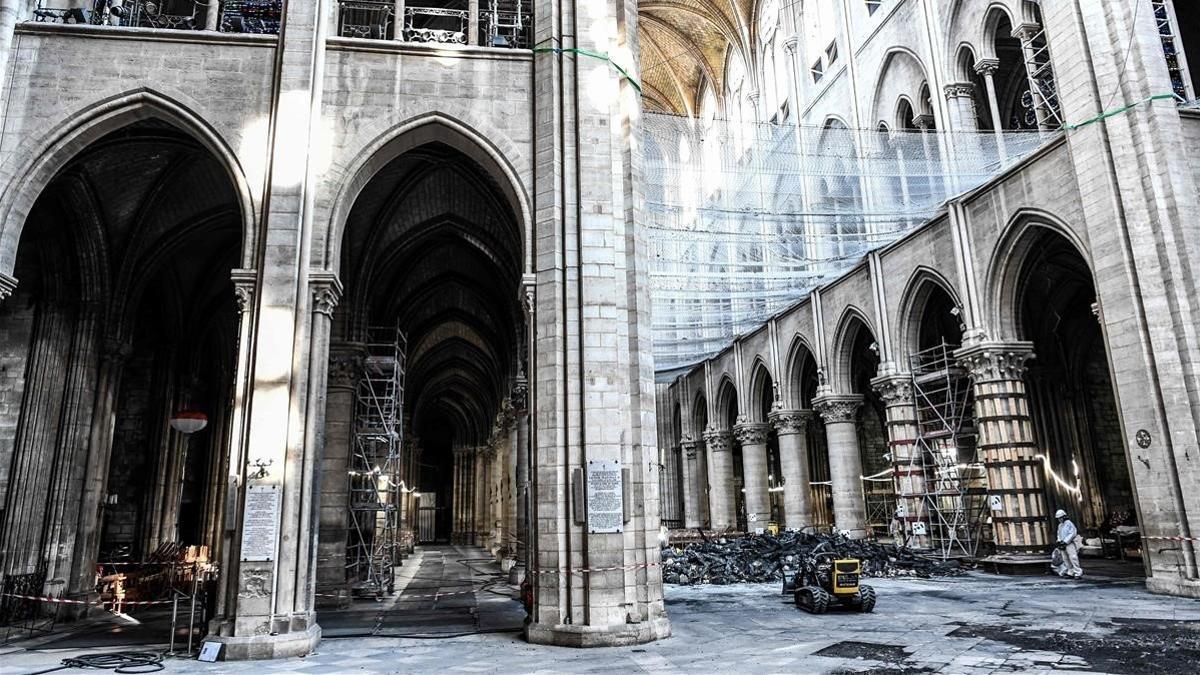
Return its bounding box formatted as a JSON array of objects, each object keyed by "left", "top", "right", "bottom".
[{"left": 661, "top": 531, "right": 968, "bottom": 585}]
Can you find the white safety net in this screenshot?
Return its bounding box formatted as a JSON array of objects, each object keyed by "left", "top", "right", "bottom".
[{"left": 643, "top": 112, "right": 1057, "bottom": 377}]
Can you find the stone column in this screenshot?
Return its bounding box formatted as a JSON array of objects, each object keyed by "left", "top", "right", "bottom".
[
  {"left": 511, "top": 378, "right": 529, "bottom": 580},
  {"left": 872, "top": 375, "right": 928, "bottom": 548},
  {"left": 315, "top": 343, "right": 362, "bottom": 607},
  {"left": 468, "top": 0, "right": 479, "bottom": 45},
  {"left": 474, "top": 446, "right": 488, "bottom": 547},
  {"left": 206, "top": 0, "right": 331, "bottom": 656},
  {"left": 974, "top": 58, "right": 1008, "bottom": 158},
  {"left": 956, "top": 343, "right": 1050, "bottom": 554},
  {"left": 525, "top": 0, "right": 669, "bottom": 647},
  {"left": 813, "top": 395, "right": 869, "bottom": 538},
  {"left": 942, "top": 83, "right": 979, "bottom": 131},
  {"left": 67, "top": 339, "right": 132, "bottom": 602},
  {"left": 769, "top": 409, "right": 813, "bottom": 530},
  {"left": 734, "top": 422, "right": 771, "bottom": 529},
  {"left": 703, "top": 429, "right": 736, "bottom": 530},
  {"left": 451, "top": 447, "right": 464, "bottom": 543},
  {"left": 679, "top": 436, "right": 701, "bottom": 528}
]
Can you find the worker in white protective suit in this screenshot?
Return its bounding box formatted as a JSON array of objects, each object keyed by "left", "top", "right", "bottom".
[{"left": 1054, "top": 509, "right": 1084, "bottom": 579}]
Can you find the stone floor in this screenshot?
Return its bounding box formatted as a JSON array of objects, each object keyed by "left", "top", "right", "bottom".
[{"left": 3, "top": 546, "right": 1199, "bottom": 674}]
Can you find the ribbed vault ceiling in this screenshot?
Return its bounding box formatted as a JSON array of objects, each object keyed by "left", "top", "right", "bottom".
[{"left": 639, "top": 0, "right": 759, "bottom": 114}]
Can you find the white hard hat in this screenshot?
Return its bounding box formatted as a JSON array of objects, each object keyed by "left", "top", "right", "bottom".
[{"left": 1055, "top": 509, "right": 1067, "bottom": 519}]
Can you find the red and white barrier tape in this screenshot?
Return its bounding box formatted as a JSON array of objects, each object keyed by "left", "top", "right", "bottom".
[
  {"left": 0, "top": 592, "right": 177, "bottom": 607},
  {"left": 1143, "top": 535, "right": 1200, "bottom": 543},
  {"left": 532, "top": 561, "right": 663, "bottom": 576}
]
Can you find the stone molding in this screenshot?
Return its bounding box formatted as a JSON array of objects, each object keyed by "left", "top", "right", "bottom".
[
  {"left": 733, "top": 422, "right": 770, "bottom": 445},
  {"left": 702, "top": 428, "right": 732, "bottom": 453},
  {"left": 812, "top": 394, "right": 863, "bottom": 424},
  {"left": 871, "top": 375, "right": 914, "bottom": 407},
  {"left": 768, "top": 409, "right": 812, "bottom": 435},
  {"left": 955, "top": 342, "right": 1035, "bottom": 382},
  {"left": 0, "top": 272, "right": 17, "bottom": 301}
]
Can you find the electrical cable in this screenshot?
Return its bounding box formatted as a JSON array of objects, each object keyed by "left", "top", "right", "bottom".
[{"left": 19, "top": 651, "right": 165, "bottom": 675}]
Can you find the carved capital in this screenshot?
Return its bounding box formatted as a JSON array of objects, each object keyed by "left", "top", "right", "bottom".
[
  {"left": 702, "top": 428, "right": 732, "bottom": 453},
  {"left": 510, "top": 375, "right": 529, "bottom": 413},
  {"left": 231, "top": 269, "right": 257, "bottom": 314},
  {"left": 1012, "top": 22, "right": 1041, "bottom": 43},
  {"left": 310, "top": 272, "right": 343, "bottom": 318},
  {"left": 813, "top": 394, "right": 863, "bottom": 424},
  {"left": 769, "top": 409, "right": 812, "bottom": 435},
  {"left": 328, "top": 345, "right": 365, "bottom": 389},
  {"left": 973, "top": 58, "right": 1000, "bottom": 77},
  {"left": 680, "top": 436, "right": 699, "bottom": 460},
  {"left": 912, "top": 114, "right": 935, "bottom": 130},
  {"left": 0, "top": 273, "right": 18, "bottom": 302},
  {"left": 734, "top": 422, "right": 770, "bottom": 445},
  {"left": 871, "top": 375, "right": 914, "bottom": 407},
  {"left": 955, "top": 342, "right": 1035, "bottom": 382},
  {"left": 944, "top": 82, "right": 975, "bottom": 99}
]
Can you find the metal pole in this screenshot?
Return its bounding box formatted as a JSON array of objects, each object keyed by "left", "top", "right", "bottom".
[
  {"left": 169, "top": 591, "right": 179, "bottom": 655},
  {"left": 188, "top": 574, "right": 199, "bottom": 654}
]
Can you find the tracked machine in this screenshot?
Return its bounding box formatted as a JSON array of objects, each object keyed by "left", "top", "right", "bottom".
[{"left": 782, "top": 551, "right": 876, "bottom": 613}]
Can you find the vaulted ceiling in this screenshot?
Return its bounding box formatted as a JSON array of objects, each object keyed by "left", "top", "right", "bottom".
[{"left": 639, "top": 0, "right": 761, "bottom": 115}]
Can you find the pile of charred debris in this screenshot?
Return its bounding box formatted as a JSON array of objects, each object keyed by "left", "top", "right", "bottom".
[{"left": 661, "top": 531, "right": 969, "bottom": 585}]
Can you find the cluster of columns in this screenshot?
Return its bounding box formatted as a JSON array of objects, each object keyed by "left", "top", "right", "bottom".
[
  {"left": 447, "top": 396, "right": 528, "bottom": 573},
  {"left": 671, "top": 341, "right": 1052, "bottom": 554}
]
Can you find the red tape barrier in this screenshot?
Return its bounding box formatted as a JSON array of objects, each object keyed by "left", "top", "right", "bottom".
[
  {"left": 1143, "top": 535, "right": 1200, "bottom": 543},
  {"left": 0, "top": 592, "right": 177, "bottom": 608}
]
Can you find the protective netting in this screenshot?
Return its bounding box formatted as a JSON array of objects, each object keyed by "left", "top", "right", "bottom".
[{"left": 644, "top": 112, "right": 1057, "bottom": 376}]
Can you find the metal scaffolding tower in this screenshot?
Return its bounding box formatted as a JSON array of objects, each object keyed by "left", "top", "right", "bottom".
[
  {"left": 348, "top": 326, "right": 407, "bottom": 596},
  {"left": 484, "top": 0, "right": 529, "bottom": 48},
  {"left": 909, "top": 342, "right": 987, "bottom": 559}
]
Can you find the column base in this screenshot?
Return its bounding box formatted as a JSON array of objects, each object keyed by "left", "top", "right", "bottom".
[
  {"left": 506, "top": 562, "right": 524, "bottom": 583},
  {"left": 205, "top": 623, "right": 321, "bottom": 661},
  {"left": 1146, "top": 575, "right": 1200, "bottom": 599},
  {"left": 525, "top": 616, "right": 671, "bottom": 647},
  {"left": 314, "top": 585, "right": 351, "bottom": 609}
]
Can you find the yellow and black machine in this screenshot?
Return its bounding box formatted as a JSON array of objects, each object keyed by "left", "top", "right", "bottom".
[{"left": 781, "top": 551, "right": 876, "bottom": 613}]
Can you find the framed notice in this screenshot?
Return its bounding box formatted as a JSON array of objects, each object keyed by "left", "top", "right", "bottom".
[
  {"left": 586, "top": 459, "right": 624, "bottom": 534},
  {"left": 240, "top": 485, "right": 280, "bottom": 561}
]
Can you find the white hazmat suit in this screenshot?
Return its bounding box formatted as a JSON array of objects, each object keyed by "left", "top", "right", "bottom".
[{"left": 1055, "top": 517, "right": 1083, "bottom": 578}]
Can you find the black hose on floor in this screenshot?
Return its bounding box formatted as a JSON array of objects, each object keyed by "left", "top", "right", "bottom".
[{"left": 20, "top": 651, "right": 165, "bottom": 675}]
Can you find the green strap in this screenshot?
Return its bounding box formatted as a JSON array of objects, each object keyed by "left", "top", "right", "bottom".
[
  {"left": 1065, "top": 93, "right": 1177, "bottom": 130},
  {"left": 532, "top": 43, "right": 643, "bottom": 94}
]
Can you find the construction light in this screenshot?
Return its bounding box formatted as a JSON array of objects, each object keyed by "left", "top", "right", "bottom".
[{"left": 169, "top": 410, "right": 208, "bottom": 434}]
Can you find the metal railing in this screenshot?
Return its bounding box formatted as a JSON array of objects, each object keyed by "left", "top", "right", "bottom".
[
  {"left": 334, "top": 0, "right": 529, "bottom": 48},
  {"left": 31, "top": 0, "right": 282, "bottom": 34}
]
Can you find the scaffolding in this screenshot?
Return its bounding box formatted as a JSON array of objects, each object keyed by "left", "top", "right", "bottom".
[
  {"left": 643, "top": 113, "right": 1057, "bottom": 375},
  {"left": 348, "top": 326, "right": 407, "bottom": 596},
  {"left": 909, "top": 342, "right": 988, "bottom": 559}
]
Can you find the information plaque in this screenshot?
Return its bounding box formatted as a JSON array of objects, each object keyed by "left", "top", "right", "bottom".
[
  {"left": 240, "top": 484, "right": 280, "bottom": 561},
  {"left": 586, "top": 459, "right": 623, "bottom": 534}
]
